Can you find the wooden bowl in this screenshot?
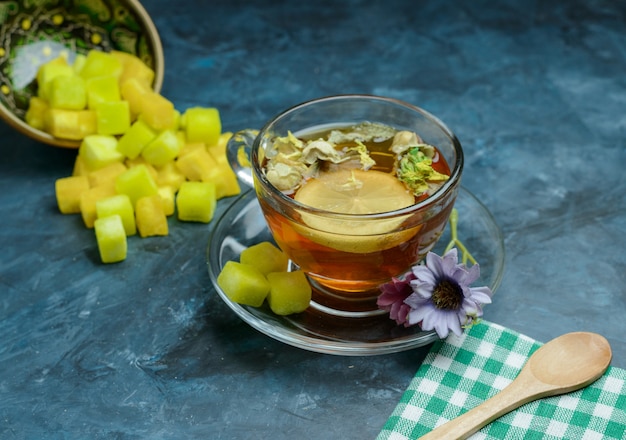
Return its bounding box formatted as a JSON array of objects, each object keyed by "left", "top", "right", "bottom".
[{"left": 0, "top": 0, "right": 164, "bottom": 148}]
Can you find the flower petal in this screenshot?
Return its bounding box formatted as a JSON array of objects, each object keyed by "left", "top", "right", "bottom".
[
  {"left": 411, "top": 282, "right": 435, "bottom": 299},
  {"left": 421, "top": 309, "right": 452, "bottom": 339},
  {"left": 450, "top": 265, "right": 470, "bottom": 286},
  {"left": 455, "top": 262, "right": 480, "bottom": 286},
  {"left": 468, "top": 286, "right": 493, "bottom": 304},
  {"left": 412, "top": 265, "right": 437, "bottom": 286},
  {"left": 445, "top": 312, "right": 463, "bottom": 337},
  {"left": 404, "top": 292, "right": 430, "bottom": 309},
  {"left": 377, "top": 294, "right": 397, "bottom": 307},
  {"left": 425, "top": 252, "right": 446, "bottom": 278},
  {"left": 459, "top": 298, "right": 480, "bottom": 317},
  {"left": 440, "top": 248, "right": 459, "bottom": 276},
  {"left": 418, "top": 308, "right": 438, "bottom": 330},
  {"left": 396, "top": 304, "right": 410, "bottom": 326},
  {"left": 389, "top": 301, "right": 411, "bottom": 325},
  {"left": 406, "top": 301, "right": 435, "bottom": 325}
]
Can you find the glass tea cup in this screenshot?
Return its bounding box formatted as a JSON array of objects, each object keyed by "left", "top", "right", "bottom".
[{"left": 227, "top": 95, "right": 463, "bottom": 316}]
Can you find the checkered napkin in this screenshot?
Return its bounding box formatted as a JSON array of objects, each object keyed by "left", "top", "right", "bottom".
[{"left": 378, "top": 321, "right": 626, "bottom": 440}]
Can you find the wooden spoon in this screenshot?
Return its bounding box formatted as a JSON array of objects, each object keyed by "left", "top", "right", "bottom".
[{"left": 419, "top": 332, "right": 612, "bottom": 440}]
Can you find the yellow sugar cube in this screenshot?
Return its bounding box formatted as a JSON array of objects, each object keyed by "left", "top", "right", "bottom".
[
  {"left": 37, "top": 55, "right": 70, "bottom": 83},
  {"left": 94, "top": 215, "right": 127, "bottom": 263},
  {"left": 48, "top": 74, "right": 87, "bottom": 110},
  {"left": 55, "top": 175, "right": 90, "bottom": 214},
  {"left": 176, "top": 181, "right": 216, "bottom": 223},
  {"left": 240, "top": 242, "right": 289, "bottom": 276},
  {"left": 44, "top": 108, "right": 97, "bottom": 140},
  {"left": 25, "top": 96, "right": 48, "bottom": 130},
  {"left": 206, "top": 132, "right": 233, "bottom": 163},
  {"left": 79, "top": 50, "right": 123, "bottom": 80},
  {"left": 124, "top": 157, "right": 158, "bottom": 180},
  {"left": 139, "top": 91, "right": 175, "bottom": 131},
  {"left": 181, "top": 107, "right": 221, "bottom": 146},
  {"left": 79, "top": 134, "right": 123, "bottom": 170},
  {"left": 204, "top": 161, "right": 241, "bottom": 199},
  {"left": 95, "top": 100, "right": 131, "bottom": 135},
  {"left": 115, "top": 164, "right": 158, "bottom": 206},
  {"left": 176, "top": 130, "right": 187, "bottom": 147},
  {"left": 37, "top": 57, "right": 73, "bottom": 100},
  {"left": 178, "top": 141, "right": 205, "bottom": 158},
  {"left": 171, "top": 109, "right": 181, "bottom": 131},
  {"left": 141, "top": 129, "right": 180, "bottom": 167},
  {"left": 80, "top": 184, "right": 117, "bottom": 228},
  {"left": 116, "top": 119, "right": 156, "bottom": 159},
  {"left": 217, "top": 261, "right": 270, "bottom": 307},
  {"left": 120, "top": 77, "right": 150, "bottom": 119},
  {"left": 72, "top": 154, "right": 89, "bottom": 177},
  {"left": 157, "top": 186, "right": 175, "bottom": 216},
  {"left": 87, "top": 162, "right": 127, "bottom": 188},
  {"left": 195, "top": 145, "right": 241, "bottom": 200},
  {"left": 72, "top": 53, "right": 87, "bottom": 74},
  {"left": 86, "top": 75, "right": 121, "bottom": 109},
  {"left": 136, "top": 195, "right": 169, "bottom": 237},
  {"left": 97, "top": 179, "right": 117, "bottom": 194},
  {"left": 156, "top": 162, "right": 185, "bottom": 192},
  {"left": 96, "top": 194, "right": 136, "bottom": 236},
  {"left": 266, "top": 271, "right": 312, "bottom": 315},
  {"left": 110, "top": 50, "right": 155, "bottom": 88},
  {"left": 175, "top": 147, "right": 216, "bottom": 181}
]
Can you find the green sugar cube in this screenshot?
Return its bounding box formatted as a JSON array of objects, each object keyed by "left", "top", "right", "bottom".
[
  {"left": 79, "top": 50, "right": 123, "bottom": 80},
  {"left": 94, "top": 215, "right": 127, "bottom": 263},
  {"left": 96, "top": 100, "right": 131, "bottom": 135},
  {"left": 48, "top": 75, "right": 87, "bottom": 110},
  {"left": 176, "top": 181, "right": 216, "bottom": 223},
  {"left": 181, "top": 107, "right": 221, "bottom": 146},
  {"left": 115, "top": 164, "right": 158, "bottom": 207},
  {"left": 86, "top": 75, "right": 121, "bottom": 109},
  {"left": 117, "top": 119, "right": 156, "bottom": 159},
  {"left": 217, "top": 261, "right": 270, "bottom": 307},
  {"left": 96, "top": 194, "right": 136, "bottom": 236},
  {"left": 141, "top": 129, "right": 180, "bottom": 167},
  {"left": 240, "top": 241, "right": 289, "bottom": 276},
  {"left": 79, "top": 134, "right": 123, "bottom": 170},
  {"left": 266, "top": 270, "right": 312, "bottom": 315}
]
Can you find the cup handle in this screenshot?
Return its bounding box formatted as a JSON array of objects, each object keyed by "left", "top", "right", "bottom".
[{"left": 226, "top": 128, "right": 258, "bottom": 189}]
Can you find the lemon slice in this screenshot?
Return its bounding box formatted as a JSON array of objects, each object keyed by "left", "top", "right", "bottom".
[{"left": 293, "top": 170, "right": 421, "bottom": 253}]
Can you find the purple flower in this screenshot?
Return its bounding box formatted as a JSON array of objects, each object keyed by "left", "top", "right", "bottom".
[
  {"left": 376, "top": 273, "right": 416, "bottom": 326},
  {"left": 378, "top": 248, "right": 493, "bottom": 339},
  {"left": 405, "top": 248, "right": 492, "bottom": 338}
]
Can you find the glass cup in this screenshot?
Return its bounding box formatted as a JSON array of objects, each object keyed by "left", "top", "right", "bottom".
[{"left": 227, "top": 95, "right": 463, "bottom": 317}]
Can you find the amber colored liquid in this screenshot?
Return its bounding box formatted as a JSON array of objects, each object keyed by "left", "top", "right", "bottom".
[
  {"left": 259, "top": 131, "right": 455, "bottom": 312},
  {"left": 261, "top": 196, "right": 455, "bottom": 311}
]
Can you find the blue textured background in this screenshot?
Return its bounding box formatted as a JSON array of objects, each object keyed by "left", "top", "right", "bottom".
[{"left": 1, "top": 0, "right": 625, "bottom": 438}]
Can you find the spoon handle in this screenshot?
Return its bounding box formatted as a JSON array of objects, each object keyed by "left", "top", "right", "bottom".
[{"left": 418, "top": 372, "right": 552, "bottom": 440}]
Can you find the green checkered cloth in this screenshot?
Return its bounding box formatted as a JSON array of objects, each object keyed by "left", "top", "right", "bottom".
[{"left": 378, "top": 321, "right": 626, "bottom": 440}]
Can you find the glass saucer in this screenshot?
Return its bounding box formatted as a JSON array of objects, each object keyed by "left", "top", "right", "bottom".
[{"left": 206, "top": 187, "right": 505, "bottom": 356}]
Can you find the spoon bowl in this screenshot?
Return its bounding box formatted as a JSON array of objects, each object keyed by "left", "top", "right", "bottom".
[
  {"left": 420, "top": 332, "right": 612, "bottom": 440},
  {"left": 527, "top": 332, "right": 612, "bottom": 391}
]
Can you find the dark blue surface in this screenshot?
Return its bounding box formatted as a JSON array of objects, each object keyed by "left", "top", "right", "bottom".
[{"left": 1, "top": 0, "right": 625, "bottom": 438}]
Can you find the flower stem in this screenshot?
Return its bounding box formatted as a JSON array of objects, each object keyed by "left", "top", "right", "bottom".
[{"left": 444, "top": 208, "right": 477, "bottom": 265}]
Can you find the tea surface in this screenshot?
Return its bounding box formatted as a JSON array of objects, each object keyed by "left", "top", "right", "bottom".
[{"left": 262, "top": 122, "right": 451, "bottom": 207}]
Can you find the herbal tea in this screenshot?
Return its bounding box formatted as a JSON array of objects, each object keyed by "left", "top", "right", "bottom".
[{"left": 257, "top": 122, "right": 457, "bottom": 309}]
